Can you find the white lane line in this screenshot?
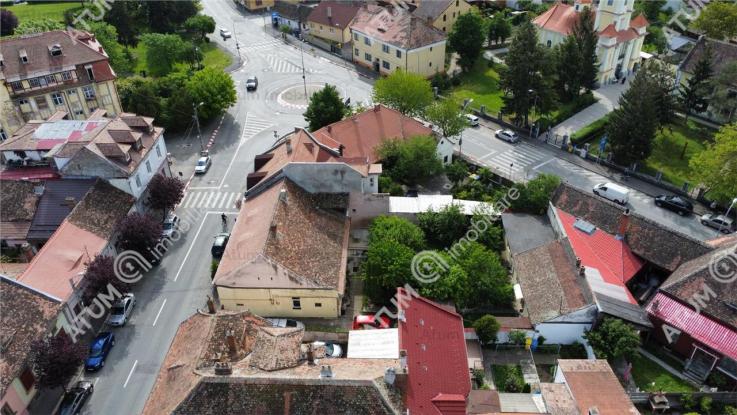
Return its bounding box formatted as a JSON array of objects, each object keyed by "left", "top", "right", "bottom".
[
  {"left": 94, "top": 378, "right": 99, "bottom": 387},
  {"left": 225, "top": 193, "right": 237, "bottom": 210},
  {"left": 189, "top": 186, "right": 220, "bottom": 190},
  {"left": 152, "top": 299, "right": 167, "bottom": 327},
  {"left": 532, "top": 158, "right": 555, "bottom": 170},
  {"left": 173, "top": 214, "right": 207, "bottom": 282},
  {"left": 189, "top": 192, "right": 203, "bottom": 208},
  {"left": 205, "top": 192, "right": 216, "bottom": 208},
  {"left": 181, "top": 193, "right": 193, "bottom": 208},
  {"left": 214, "top": 192, "right": 226, "bottom": 209},
  {"left": 480, "top": 150, "right": 497, "bottom": 160},
  {"left": 123, "top": 360, "right": 138, "bottom": 388}
]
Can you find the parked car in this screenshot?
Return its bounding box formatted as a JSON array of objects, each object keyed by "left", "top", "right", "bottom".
[
  {"left": 266, "top": 318, "right": 305, "bottom": 329},
  {"left": 246, "top": 76, "right": 258, "bottom": 91},
  {"left": 211, "top": 232, "right": 230, "bottom": 257},
  {"left": 57, "top": 380, "right": 93, "bottom": 415},
  {"left": 162, "top": 213, "right": 179, "bottom": 238},
  {"left": 220, "top": 28, "right": 231, "bottom": 39},
  {"left": 313, "top": 341, "right": 343, "bottom": 358},
  {"left": 592, "top": 182, "right": 630, "bottom": 205},
  {"left": 465, "top": 114, "right": 479, "bottom": 127},
  {"left": 495, "top": 129, "right": 519, "bottom": 143},
  {"left": 700, "top": 214, "right": 735, "bottom": 234},
  {"left": 654, "top": 195, "right": 693, "bottom": 216},
  {"left": 107, "top": 293, "right": 136, "bottom": 326},
  {"left": 194, "top": 155, "right": 212, "bottom": 174},
  {"left": 84, "top": 332, "right": 115, "bottom": 371},
  {"left": 405, "top": 188, "right": 418, "bottom": 197},
  {"left": 352, "top": 314, "right": 392, "bottom": 330}
]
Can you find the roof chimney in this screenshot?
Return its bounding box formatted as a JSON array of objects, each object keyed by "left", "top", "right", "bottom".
[
  {"left": 373, "top": 104, "right": 380, "bottom": 112},
  {"left": 206, "top": 295, "right": 216, "bottom": 314},
  {"left": 320, "top": 365, "right": 333, "bottom": 378},
  {"left": 63, "top": 196, "right": 77, "bottom": 207},
  {"left": 285, "top": 137, "right": 292, "bottom": 154},
  {"left": 616, "top": 208, "right": 630, "bottom": 240},
  {"left": 338, "top": 144, "right": 345, "bottom": 156},
  {"left": 226, "top": 329, "right": 237, "bottom": 354},
  {"left": 279, "top": 189, "right": 288, "bottom": 204},
  {"left": 579, "top": 265, "right": 586, "bottom": 277}
]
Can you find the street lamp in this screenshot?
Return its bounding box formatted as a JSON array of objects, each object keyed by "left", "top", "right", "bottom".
[
  {"left": 458, "top": 98, "right": 473, "bottom": 158},
  {"left": 718, "top": 197, "right": 737, "bottom": 233},
  {"left": 193, "top": 101, "right": 205, "bottom": 152},
  {"left": 509, "top": 162, "right": 514, "bottom": 180},
  {"left": 528, "top": 89, "right": 538, "bottom": 139}
]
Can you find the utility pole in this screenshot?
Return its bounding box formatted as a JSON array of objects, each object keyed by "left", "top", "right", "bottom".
[
  {"left": 299, "top": 37, "right": 308, "bottom": 100},
  {"left": 232, "top": 21, "right": 242, "bottom": 64},
  {"left": 193, "top": 102, "right": 204, "bottom": 152}
]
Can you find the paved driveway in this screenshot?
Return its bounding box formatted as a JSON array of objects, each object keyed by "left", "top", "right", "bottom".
[{"left": 551, "top": 81, "right": 629, "bottom": 137}]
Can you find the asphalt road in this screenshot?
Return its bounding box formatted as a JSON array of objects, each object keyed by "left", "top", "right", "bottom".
[{"left": 77, "top": 3, "right": 373, "bottom": 414}]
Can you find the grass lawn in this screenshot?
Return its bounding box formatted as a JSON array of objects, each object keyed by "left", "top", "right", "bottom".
[
  {"left": 131, "top": 41, "right": 232, "bottom": 76},
  {"left": 630, "top": 352, "right": 696, "bottom": 393},
  {"left": 641, "top": 119, "right": 715, "bottom": 188},
  {"left": 450, "top": 58, "right": 503, "bottom": 115},
  {"left": 491, "top": 364, "right": 526, "bottom": 392},
  {"left": 2, "top": 2, "right": 80, "bottom": 23}
]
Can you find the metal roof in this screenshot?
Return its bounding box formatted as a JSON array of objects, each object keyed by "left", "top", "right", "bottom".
[{"left": 347, "top": 328, "right": 399, "bottom": 359}]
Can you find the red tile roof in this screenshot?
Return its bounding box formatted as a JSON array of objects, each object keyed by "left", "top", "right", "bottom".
[
  {"left": 558, "top": 359, "right": 639, "bottom": 415},
  {"left": 534, "top": 2, "right": 648, "bottom": 42},
  {"left": 351, "top": 5, "right": 447, "bottom": 50},
  {"left": 0, "top": 166, "right": 60, "bottom": 180},
  {"left": 398, "top": 288, "right": 470, "bottom": 414},
  {"left": 630, "top": 13, "right": 649, "bottom": 28},
  {"left": 647, "top": 292, "right": 737, "bottom": 361},
  {"left": 307, "top": 1, "right": 361, "bottom": 30}
]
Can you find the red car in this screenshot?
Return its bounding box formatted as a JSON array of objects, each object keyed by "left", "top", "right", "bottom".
[{"left": 352, "top": 314, "right": 392, "bottom": 330}]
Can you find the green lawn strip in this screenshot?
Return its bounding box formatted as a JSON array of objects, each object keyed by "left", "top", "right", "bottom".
[
  {"left": 570, "top": 113, "right": 611, "bottom": 145},
  {"left": 132, "top": 41, "right": 232, "bottom": 76},
  {"left": 2, "top": 2, "right": 80, "bottom": 23},
  {"left": 630, "top": 352, "right": 696, "bottom": 393},
  {"left": 491, "top": 364, "right": 525, "bottom": 391},
  {"left": 641, "top": 120, "right": 714, "bottom": 188},
  {"left": 450, "top": 59, "right": 504, "bottom": 115}
]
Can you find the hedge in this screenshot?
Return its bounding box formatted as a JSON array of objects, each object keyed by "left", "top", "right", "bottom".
[{"left": 570, "top": 113, "right": 611, "bottom": 145}]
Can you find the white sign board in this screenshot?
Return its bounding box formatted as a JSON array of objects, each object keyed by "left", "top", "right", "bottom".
[{"left": 347, "top": 328, "right": 399, "bottom": 359}]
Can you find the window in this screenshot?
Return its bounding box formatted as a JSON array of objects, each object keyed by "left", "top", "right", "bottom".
[
  {"left": 35, "top": 97, "right": 48, "bottom": 109},
  {"left": 0, "top": 128, "right": 6, "bottom": 141},
  {"left": 443, "top": 14, "right": 447, "bottom": 22},
  {"left": 396, "top": 49, "right": 402, "bottom": 58},
  {"left": 28, "top": 78, "right": 41, "bottom": 88},
  {"left": 67, "top": 88, "right": 76, "bottom": 95},
  {"left": 83, "top": 85, "right": 95, "bottom": 99},
  {"left": 329, "top": 27, "right": 334, "bottom": 33},
  {"left": 354, "top": 33, "right": 358, "bottom": 41},
  {"left": 156, "top": 143, "right": 162, "bottom": 158},
  {"left": 365, "top": 53, "right": 372, "bottom": 61},
  {"left": 429, "top": 61, "right": 432, "bottom": 67},
  {"left": 45, "top": 74, "right": 56, "bottom": 84},
  {"left": 453, "top": 12, "right": 456, "bottom": 17},
  {"left": 51, "top": 92, "right": 64, "bottom": 105},
  {"left": 430, "top": 47, "right": 433, "bottom": 51},
  {"left": 546, "top": 40, "right": 552, "bottom": 48},
  {"left": 145, "top": 160, "right": 151, "bottom": 173},
  {"left": 364, "top": 37, "right": 371, "bottom": 46},
  {"left": 19, "top": 368, "right": 34, "bottom": 391},
  {"left": 382, "top": 60, "right": 390, "bottom": 69},
  {"left": 135, "top": 174, "right": 141, "bottom": 188},
  {"left": 21, "top": 55, "right": 28, "bottom": 64},
  {"left": 60, "top": 71, "right": 72, "bottom": 81},
  {"left": 85, "top": 65, "right": 94, "bottom": 81},
  {"left": 607, "top": 0, "right": 613, "bottom": 4},
  {"left": 355, "top": 48, "right": 359, "bottom": 56},
  {"left": 292, "top": 297, "right": 301, "bottom": 310},
  {"left": 17, "top": 98, "right": 28, "bottom": 106},
  {"left": 382, "top": 44, "right": 389, "bottom": 53},
  {"left": 9, "top": 81, "right": 22, "bottom": 91},
  {"left": 315, "top": 302, "right": 322, "bottom": 307}
]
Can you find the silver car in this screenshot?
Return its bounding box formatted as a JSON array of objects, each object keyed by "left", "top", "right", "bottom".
[
  {"left": 266, "top": 318, "right": 305, "bottom": 330},
  {"left": 700, "top": 214, "right": 735, "bottom": 234},
  {"left": 194, "top": 155, "right": 211, "bottom": 174},
  {"left": 162, "top": 213, "right": 179, "bottom": 238},
  {"left": 107, "top": 293, "right": 136, "bottom": 326},
  {"left": 495, "top": 129, "right": 519, "bottom": 143}
]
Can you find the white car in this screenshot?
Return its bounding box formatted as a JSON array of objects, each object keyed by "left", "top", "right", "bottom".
[
  {"left": 162, "top": 213, "right": 179, "bottom": 238},
  {"left": 220, "top": 28, "right": 231, "bottom": 39},
  {"left": 700, "top": 214, "right": 735, "bottom": 234},
  {"left": 593, "top": 182, "right": 630, "bottom": 205},
  {"left": 107, "top": 293, "right": 136, "bottom": 327},
  {"left": 313, "top": 341, "right": 343, "bottom": 358},
  {"left": 194, "top": 155, "right": 211, "bottom": 174},
  {"left": 495, "top": 129, "right": 519, "bottom": 143},
  {"left": 465, "top": 114, "right": 479, "bottom": 127},
  {"left": 266, "top": 318, "right": 305, "bottom": 330}
]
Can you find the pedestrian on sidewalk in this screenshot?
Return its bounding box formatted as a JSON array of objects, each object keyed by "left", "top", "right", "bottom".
[{"left": 221, "top": 213, "right": 227, "bottom": 225}]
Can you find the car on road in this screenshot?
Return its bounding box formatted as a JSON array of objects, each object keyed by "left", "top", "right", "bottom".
[
  {"left": 465, "top": 114, "right": 479, "bottom": 127},
  {"left": 246, "top": 76, "right": 258, "bottom": 91},
  {"left": 592, "top": 182, "right": 630, "bottom": 205},
  {"left": 194, "top": 155, "right": 212, "bottom": 174},
  {"left": 700, "top": 213, "right": 735, "bottom": 234},
  {"left": 162, "top": 213, "right": 179, "bottom": 238},
  {"left": 107, "top": 293, "right": 136, "bottom": 326},
  {"left": 84, "top": 332, "right": 115, "bottom": 371},
  {"left": 57, "top": 380, "right": 93, "bottom": 415},
  {"left": 266, "top": 318, "right": 305, "bottom": 329},
  {"left": 220, "top": 28, "right": 231, "bottom": 39},
  {"left": 313, "top": 341, "right": 343, "bottom": 358},
  {"left": 211, "top": 232, "right": 230, "bottom": 257},
  {"left": 495, "top": 129, "right": 519, "bottom": 143},
  {"left": 352, "top": 314, "right": 392, "bottom": 330},
  {"left": 654, "top": 195, "right": 693, "bottom": 216}
]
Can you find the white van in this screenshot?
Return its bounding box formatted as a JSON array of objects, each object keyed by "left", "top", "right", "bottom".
[
  {"left": 465, "top": 114, "right": 479, "bottom": 127},
  {"left": 593, "top": 182, "right": 630, "bottom": 205}
]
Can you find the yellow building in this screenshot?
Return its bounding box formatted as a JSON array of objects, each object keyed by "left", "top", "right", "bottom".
[
  {"left": 413, "top": 0, "right": 473, "bottom": 33},
  {"left": 306, "top": 1, "right": 361, "bottom": 56},
  {"left": 237, "top": 0, "right": 275, "bottom": 12},
  {"left": 350, "top": 5, "right": 447, "bottom": 78},
  {"left": 0, "top": 30, "right": 122, "bottom": 138},
  {"left": 214, "top": 179, "right": 349, "bottom": 318}
]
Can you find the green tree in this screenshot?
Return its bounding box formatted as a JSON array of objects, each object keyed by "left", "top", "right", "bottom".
[
  {"left": 690, "top": 123, "right": 737, "bottom": 203},
  {"left": 644, "top": 25, "right": 667, "bottom": 54},
  {"left": 378, "top": 136, "right": 443, "bottom": 184},
  {"left": 445, "top": 160, "right": 469, "bottom": 185},
  {"left": 640, "top": 59, "right": 678, "bottom": 128},
  {"left": 454, "top": 242, "right": 512, "bottom": 308},
  {"left": 605, "top": 68, "right": 659, "bottom": 165},
  {"left": 692, "top": 1, "right": 737, "bottom": 40},
  {"left": 104, "top": 1, "right": 146, "bottom": 46},
  {"left": 118, "top": 76, "right": 162, "bottom": 117},
  {"left": 572, "top": 6, "right": 599, "bottom": 91},
  {"left": 88, "top": 22, "right": 133, "bottom": 74},
  {"left": 448, "top": 11, "right": 486, "bottom": 72},
  {"left": 303, "top": 84, "right": 346, "bottom": 131},
  {"left": 368, "top": 215, "right": 425, "bottom": 251},
  {"left": 186, "top": 67, "right": 237, "bottom": 120},
  {"left": 553, "top": 36, "right": 583, "bottom": 101},
  {"left": 419, "top": 260, "right": 470, "bottom": 308},
  {"left": 710, "top": 62, "right": 737, "bottom": 123},
  {"left": 510, "top": 174, "right": 561, "bottom": 215},
  {"left": 184, "top": 14, "right": 216, "bottom": 42},
  {"left": 425, "top": 99, "right": 467, "bottom": 139},
  {"left": 487, "top": 14, "right": 511, "bottom": 45},
  {"left": 0, "top": 9, "right": 18, "bottom": 36},
  {"left": 373, "top": 69, "right": 433, "bottom": 117},
  {"left": 15, "top": 18, "right": 64, "bottom": 35},
  {"left": 634, "top": 0, "right": 666, "bottom": 21},
  {"left": 508, "top": 330, "right": 527, "bottom": 345},
  {"left": 140, "top": 33, "right": 187, "bottom": 77},
  {"left": 144, "top": 0, "right": 200, "bottom": 34},
  {"left": 583, "top": 317, "right": 641, "bottom": 361},
  {"left": 500, "top": 20, "right": 554, "bottom": 126},
  {"left": 378, "top": 176, "right": 404, "bottom": 196},
  {"left": 680, "top": 45, "right": 713, "bottom": 119},
  {"left": 417, "top": 204, "right": 469, "bottom": 248},
  {"left": 473, "top": 315, "right": 501, "bottom": 344}
]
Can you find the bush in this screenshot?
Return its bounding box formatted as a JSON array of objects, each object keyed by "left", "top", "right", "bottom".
[
  {"left": 378, "top": 176, "right": 404, "bottom": 196},
  {"left": 509, "top": 174, "right": 561, "bottom": 215},
  {"left": 706, "top": 370, "right": 728, "bottom": 389},
  {"left": 700, "top": 396, "right": 713, "bottom": 414},
  {"left": 493, "top": 365, "right": 524, "bottom": 392},
  {"left": 473, "top": 315, "right": 500, "bottom": 344},
  {"left": 570, "top": 113, "right": 611, "bottom": 145},
  {"left": 508, "top": 330, "right": 527, "bottom": 345},
  {"left": 472, "top": 369, "right": 485, "bottom": 387},
  {"left": 680, "top": 393, "right": 696, "bottom": 411},
  {"left": 210, "top": 260, "right": 219, "bottom": 278}
]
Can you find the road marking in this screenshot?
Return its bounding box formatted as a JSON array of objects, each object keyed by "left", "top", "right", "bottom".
[
  {"left": 94, "top": 378, "right": 99, "bottom": 387},
  {"left": 173, "top": 214, "right": 208, "bottom": 282},
  {"left": 204, "top": 192, "right": 215, "bottom": 208},
  {"left": 123, "top": 360, "right": 138, "bottom": 388},
  {"left": 532, "top": 159, "right": 555, "bottom": 170},
  {"left": 152, "top": 299, "right": 167, "bottom": 327},
  {"left": 188, "top": 186, "right": 219, "bottom": 190},
  {"left": 480, "top": 150, "right": 497, "bottom": 160}
]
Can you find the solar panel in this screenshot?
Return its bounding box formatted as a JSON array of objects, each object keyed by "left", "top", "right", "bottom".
[{"left": 573, "top": 218, "right": 596, "bottom": 235}]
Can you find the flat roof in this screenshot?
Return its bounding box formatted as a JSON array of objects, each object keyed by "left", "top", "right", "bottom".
[{"left": 347, "top": 328, "right": 399, "bottom": 359}]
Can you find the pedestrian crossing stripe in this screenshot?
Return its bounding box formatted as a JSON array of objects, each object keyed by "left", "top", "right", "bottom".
[
  {"left": 181, "top": 191, "right": 241, "bottom": 210},
  {"left": 265, "top": 55, "right": 320, "bottom": 74},
  {"left": 242, "top": 40, "right": 282, "bottom": 52},
  {"left": 242, "top": 113, "right": 274, "bottom": 142}
]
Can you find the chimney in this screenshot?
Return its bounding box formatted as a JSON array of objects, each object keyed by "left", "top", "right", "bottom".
[
  {"left": 279, "top": 189, "right": 288, "bottom": 204},
  {"left": 373, "top": 104, "right": 380, "bottom": 112},
  {"left": 306, "top": 343, "right": 316, "bottom": 365},
  {"left": 616, "top": 208, "right": 630, "bottom": 240},
  {"left": 651, "top": 299, "right": 660, "bottom": 312},
  {"left": 226, "top": 329, "right": 237, "bottom": 354},
  {"left": 285, "top": 137, "right": 292, "bottom": 154},
  {"left": 320, "top": 365, "right": 333, "bottom": 378},
  {"left": 575, "top": 257, "right": 582, "bottom": 268},
  {"left": 338, "top": 144, "right": 345, "bottom": 156},
  {"left": 399, "top": 349, "right": 408, "bottom": 371},
  {"left": 327, "top": 125, "right": 332, "bottom": 133},
  {"left": 207, "top": 295, "right": 216, "bottom": 314},
  {"left": 327, "top": 6, "right": 332, "bottom": 19},
  {"left": 579, "top": 265, "right": 586, "bottom": 277}
]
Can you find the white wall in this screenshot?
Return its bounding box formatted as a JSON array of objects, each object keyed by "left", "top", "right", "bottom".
[
  {"left": 496, "top": 329, "right": 537, "bottom": 344},
  {"left": 536, "top": 322, "right": 592, "bottom": 344},
  {"left": 125, "top": 137, "right": 168, "bottom": 199},
  {"left": 2, "top": 150, "right": 45, "bottom": 163},
  {"left": 436, "top": 138, "right": 454, "bottom": 165}
]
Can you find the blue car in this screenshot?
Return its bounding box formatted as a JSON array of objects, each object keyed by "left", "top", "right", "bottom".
[{"left": 85, "top": 332, "right": 115, "bottom": 371}]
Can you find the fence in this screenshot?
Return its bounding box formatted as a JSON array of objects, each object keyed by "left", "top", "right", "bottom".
[{"left": 629, "top": 391, "right": 737, "bottom": 405}]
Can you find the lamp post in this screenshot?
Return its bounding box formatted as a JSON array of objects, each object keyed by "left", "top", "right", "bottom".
[
  {"left": 528, "top": 89, "right": 538, "bottom": 139},
  {"left": 299, "top": 35, "right": 308, "bottom": 100},
  {"left": 458, "top": 98, "right": 473, "bottom": 158},
  {"left": 509, "top": 162, "right": 514, "bottom": 180},
  {"left": 232, "top": 21, "right": 241, "bottom": 64},
  {"left": 193, "top": 101, "right": 205, "bottom": 152}
]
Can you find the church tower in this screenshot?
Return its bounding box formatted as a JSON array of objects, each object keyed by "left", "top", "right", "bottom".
[{"left": 595, "top": 0, "right": 634, "bottom": 31}]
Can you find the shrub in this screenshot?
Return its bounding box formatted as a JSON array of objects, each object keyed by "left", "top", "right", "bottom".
[
  {"left": 700, "top": 396, "right": 713, "bottom": 414},
  {"left": 522, "top": 383, "right": 531, "bottom": 393},
  {"left": 378, "top": 176, "right": 404, "bottom": 196},
  {"left": 473, "top": 315, "right": 500, "bottom": 344},
  {"left": 472, "top": 369, "right": 485, "bottom": 387},
  {"left": 706, "top": 370, "right": 728, "bottom": 389},
  {"left": 570, "top": 113, "right": 611, "bottom": 145},
  {"left": 680, "top": 393, "right": 696, "bottom": 411},
  {"left": 509, "top": 330, "right": 527, "bottom": 345},
  {"left": 211, "top": 260, "right": 219, "bottom": 278}
]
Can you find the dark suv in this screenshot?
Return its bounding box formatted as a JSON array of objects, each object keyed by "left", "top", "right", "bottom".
[
  {"left": 57, "top": 380, "right": 93, "bottom": 415},
  {"left": 654, "top": 195, "right": 693, "bottom": 216}
]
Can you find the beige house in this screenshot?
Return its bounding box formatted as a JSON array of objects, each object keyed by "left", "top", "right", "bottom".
[
  {"left": 306, "top": 1, "right": 361, "bottom": 56},
  {"left": 351, "top": 5, "right": 447, "bottom": 78},
  {"left": 413, "top": 0, "right": 473, "bottom": 33},
  {"left": 0, "top": 30, "right": 122, "bottom": 138},
  {"left": 533, "top": 0, "right": 648, "bottom": 85},
  {"left": 236, "top": 0, "right": 274, "bottom": 12}
]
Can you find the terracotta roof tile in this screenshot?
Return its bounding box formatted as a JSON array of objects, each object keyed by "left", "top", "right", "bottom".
[
  {"left": 307, "top": 1, "right": 361, "bottom": 30},
  {"left": 630, "top": 13, "right": 649, "bottom": 28},
  {"left": 0, "top": 180, "right": 40, "bottom": 222},
  {"left": 351, "top": 5, "right": 447, "bottom": 50},
  {"left": 413, "top": 0, "right": 454, "bottom": 21},
  {"left": 533, "top": 2, "right": 579, "bottom": 36},
  {"left": 248, "top": 327, "right": 303, "bottom": 371},
  {"left": 558, "top": 359, "right": 638, "bottom": 415}
]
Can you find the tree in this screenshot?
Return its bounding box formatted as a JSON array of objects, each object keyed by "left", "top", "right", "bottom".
[
  {"left": 0, "top": 9, "right": 18, "bottom": 36},
  {"left": 184, "top": 14, "right": 216, "bottom": 42},
  {"left": 186, "top": 67, "right": 237, "bottom": 121},
  {"left": 379, "top": 176, "right": 404, "bottom": 196},
  {"left": 500, "top": 20, "right": 554, "bottom": 126},
  {"left": 690, "top": 123, "right": 737, "bottom": 203},
  {"left": 553, "top": 36, "right": 583, "bottom": 101},
  {"left": 116, "top": 213, "right": 163, "bottom": 260},
  {"left": 445, "top": 160, "right": 469, "bottom": 185},
  {"left": 417, "top": 204, "right": 469, "bottom": 248},
  {"left": 510, "top": 174, "right": 561, "bottom": 215},
  {"left": 645, "top": 59, "right": 678, "bottom": 128},
  {"left": 487, "top": 14, "right": 512, "bottom": 45},
  {"left": 583, "top": 317, "right": 641, "bottom": 361},
  {"left": 508, "top": 330, "right": 527, "bottom": 345},
  {"left": 140, "top": 33, "right": 187, "bottom": 77},
  {"left": 15, "top": 18, "right": 64, "bottom": 35},
  {"left": 571, "top": 6, "right": 599, "bottom": 91},
  {"left": 303, "top": 84, "right": 346, "bottom": 131},
  {"left": 30, "top": 333, "right": 86, "bottom": 391},
  {"left": 605, "top": 68, "right": 659, "bottom": 166},
  {"left": 448, "top": 11, "right": 486, "bottom": 72},
  {"left": 419, "top": 260, "right": 470, "bottom": 308},
  {"left": 634, "top": 0, "right": 666, "bottom": 22},
  {"left": 692, "top": 1, "right": 737, "bottom": 40},
  {"left": 473, "top": 315, "right": 500, "bottom": 344},
  {"left": 425, "top": 99, "right": 468, "bottom": 139},
  {"left": 644, "top": 25, "right": 667, "bottom": 54},
  {"left": 680, "top": 46, "right": 713, "bottom": 119},
  {"left": 368, "top": 215, "right": 425, "bottom": 251},
  {"left": 104, "top": 1, "right": 146, "bottom": 46},
  {"left": 377, "top": 135, "right": 443, "bottom": 184},
  {"left": 147, "top": 174, "right": 185, "bottom": 219},
  {"left": 82, "top": 255, "right": 129, "bottom": 303},
  {"left": 373, "top": 69, "right": 433, "bottom": 117},
  {"left": 88, "top": 22, "right": 132, "bottom": 74},
  {"left": 118, "top": 76, "right": 162, "bottom": 118},
  {"left": 710, "top": 62, "right": 737, "bottom": 123},
  {"left": 144, "top": 0, "right": 200, "bottom": 34},
  {"left": 454, "top": 242, "right": 512, "bottom": 308}
]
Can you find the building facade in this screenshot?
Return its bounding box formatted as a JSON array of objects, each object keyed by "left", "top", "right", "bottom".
[
  {"left": 413, "top": 0, "right": 473, "bottom": 33},
  {"left": 236, "top": 0, "right": 274, "bottom": 12},
  {"left": 306, "top": 1, "right": 361, "bottom": 57},
  {"left": 0, "top": 30, "right": 122, "bottom": 137}
]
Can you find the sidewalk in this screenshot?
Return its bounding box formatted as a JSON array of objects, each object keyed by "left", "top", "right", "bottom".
[{"left": 551, "top": 80, "right": 629, "bottom": 138}]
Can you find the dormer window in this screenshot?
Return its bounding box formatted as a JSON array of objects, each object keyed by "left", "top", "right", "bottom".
[
  {"left": 19, "top": 49, "right": 28, "bottom": 64},
  {"left": 85, "top": 65, "right": 94, "bottom": 81},
  {"left": 49, "top": 44, "right": 63, "bottom": 57}
]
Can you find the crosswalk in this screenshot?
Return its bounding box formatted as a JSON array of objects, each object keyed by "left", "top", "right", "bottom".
[
  {"left": 241, "top": 40, "right": 283, "bottom": 52},
  {"left": 180, "top": 191, "right": 241, "bottom": 210},
  {"left": 266, "top": 54, "right": 303, "bottom": 73},
  {"left": 242, "top": 113, "right": 273, "bottom": 142},
  {"left": 482, "top": 143, "right": 552, "bottom": 176}
]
